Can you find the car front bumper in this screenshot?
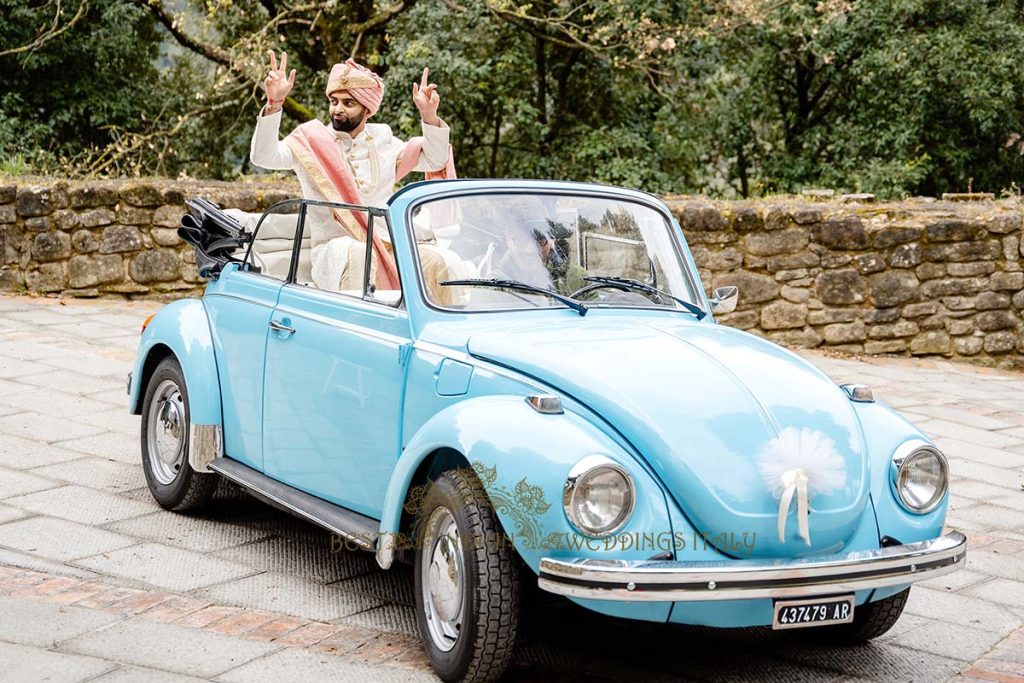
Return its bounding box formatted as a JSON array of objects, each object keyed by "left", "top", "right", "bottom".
[{"left": 538, "top": 530, "right": 966, "bottom": 601}]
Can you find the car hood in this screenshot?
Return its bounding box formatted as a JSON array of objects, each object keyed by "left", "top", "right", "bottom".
[{"left": 466, "top": 317, "right": 871, "bottom": 558}]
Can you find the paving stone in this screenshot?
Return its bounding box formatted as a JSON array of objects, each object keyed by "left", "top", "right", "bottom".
[
  {"left": 218, "top": 647, "right": 438, "bottom": 682},
  {"left": 14, "top": 368, "right": 116, "bottom": 395},
  {"left": 0, "top": 595, "right": 122, "bottom": 647},
  {"left": 53, "top": 431, "right": 138, "bottom": 464},
  {"left": 933, "top": 437, "right": 1024, "bottom": 470},
  {"left": 776, "top": 640, "right": 965, "bottom": 681},
  {"left": 0, "top": 465, "right": 59, "bottom": 498},
  {"left": 890, "top": 619, "right": 1008, "bottom": 662},
  {"left": 74, "top": 542, "right": 257, "bottom": 593},
  {"left": 71, "top": 410, "right": 139, "bottom": 437},
  {"left": 0, "top": 504, "right": 28, "bottom": 524},
  {"left": 212, "top": 535, "right": 375, "bottom": 584},
  {"left": 0, "top": 516, "right": 137, "bottom": 562},
  {"left": 905, "top": 585, "right": 1023, "bottom": 633},
  {"left": 920, "top": 569, "right": 991, "bottom": 593},
  {"left": 335, "top": 603, "right": 418, "bottom": 637},
  {"left": 0, "top": 640, "right": 115, "bottom": 682},
  {"left": 911, "top": 405, "right": 1019, "bottom": 431},
  {"left": 106, "top": 512, "right": 273, "bottom": 553},
  {"left": 0, "top": 434, "right": 85, "bottom": 469},
  {"left": 964, "top": 550, "right": 1024, "bottom": 581},
  {"left": 0, "top": 412, "right": 106, "bottom": 443},
  {"left": 6, "top": 485, "right": 156, "bottom": 524},
  {"left": 39, "top": 354, "right": 129, "bottom": 378},
  {"left": 61, "top": 618, "right": 279, "bottom": 678},
  {"left": 91, "top": 664, "right": 211, "bottom": 683},
  {"left": 0, "top": 388, "right": 114, "bottom": 418},
  {"left": 922, "top": 419, "right": 1024, "bottom": 450},
  {"left": 963, "top": 578, "right": 1024, "bottom": 608},
  {"left": 950, "top": 505, "right": 1024, "bottom": 534},
  {"left": 30, "top": 457, "right": 145, "bottom": 494},
  {"left": 197, "top": 571, "right": 384, "bottom": 622},
  {"left": 0, "top": 356, "right": 55, "bottom": 379}
]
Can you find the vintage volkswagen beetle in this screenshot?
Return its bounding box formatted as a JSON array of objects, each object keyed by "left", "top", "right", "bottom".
[{"left": 129, "top": 180, "right": 965, "bottom": 683}]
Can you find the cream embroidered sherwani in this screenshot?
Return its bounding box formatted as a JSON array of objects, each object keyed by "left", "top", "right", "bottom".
[{"left": 249, "top": 109, "right": 452, "bottom": 293}]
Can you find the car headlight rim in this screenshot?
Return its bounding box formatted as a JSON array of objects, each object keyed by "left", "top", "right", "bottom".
[
  {"left": 892, "top": 440, "right": 948, "bottom": 514},
  {"left": 563, "top": 455, "right": 635, "bottom": 538}
]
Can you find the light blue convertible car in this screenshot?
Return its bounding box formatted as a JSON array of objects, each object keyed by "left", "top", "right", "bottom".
[{"left": 129, "top": 180, "right": 965, "bottom": 683}]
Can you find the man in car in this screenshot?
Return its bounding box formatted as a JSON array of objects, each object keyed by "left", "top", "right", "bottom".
[{"left": 250, "top": 51, "right": 455, "bottom": 296}]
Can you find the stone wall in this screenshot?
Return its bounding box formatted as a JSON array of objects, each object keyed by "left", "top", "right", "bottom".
[{"left": 1, "top": 177, "right": 1022, "bottom": 367}]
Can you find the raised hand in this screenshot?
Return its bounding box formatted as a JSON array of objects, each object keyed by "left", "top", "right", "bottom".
[
  {"left": 264, "top": 50, "right": 296, "bottom": 104},
  {"left": 411, "top": 67, "right": 440, "bottom": 126}
]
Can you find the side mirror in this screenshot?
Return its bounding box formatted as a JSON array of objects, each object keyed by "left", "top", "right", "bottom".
[{"left": 711, "top": 286, "right": 739, "bottom": 314}]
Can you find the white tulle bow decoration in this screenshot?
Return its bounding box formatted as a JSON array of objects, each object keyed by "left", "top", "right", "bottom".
[{"left": 757, "top": 427, "right": 847, "bottom": 546}]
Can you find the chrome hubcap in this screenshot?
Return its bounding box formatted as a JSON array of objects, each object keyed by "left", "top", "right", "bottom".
[
  {"left": 421, "top": 507, "right": 464, "bottom": 652},
  {"left": 146, "top": 379, "right": 186, "bottom": 485}
]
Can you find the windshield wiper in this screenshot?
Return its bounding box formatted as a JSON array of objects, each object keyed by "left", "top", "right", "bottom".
[
  {"left": 581, "top": 276, "right": 705, "bottom": 320},
  {"left": 441, "top": 278, "right": 589, "bottom": 316}
]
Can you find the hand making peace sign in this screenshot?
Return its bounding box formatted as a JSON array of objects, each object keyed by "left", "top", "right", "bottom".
[
  {"left": 264, "top": 50, "right": 296, "bottom": 104},
  {"left": 412, "top": 67, "right": 441, "bottom": 126}
]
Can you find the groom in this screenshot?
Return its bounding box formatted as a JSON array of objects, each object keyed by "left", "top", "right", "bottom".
[{"left": 250, "top": 51, "right": 455, "bottom": 296}]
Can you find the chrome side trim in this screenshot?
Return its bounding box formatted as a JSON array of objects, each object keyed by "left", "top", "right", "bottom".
[
  {"left": 188, "top": 424, "right": 223, "bottom": 473},
  {"left": 538, "top": 531, "right": 966, "bottom": 601}
]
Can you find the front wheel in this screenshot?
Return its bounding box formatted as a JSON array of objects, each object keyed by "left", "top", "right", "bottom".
[
  {"left": 140, "top": 357, "right": 218, "bottom": 512},
  {"left": 413, "top": 468, "right": 520, "bottom": 683},
  {"left": 814, "top": 588, "right": 910, "bottom": 643}
]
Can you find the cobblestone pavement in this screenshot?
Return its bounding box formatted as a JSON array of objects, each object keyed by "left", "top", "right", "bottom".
[{"left": 0, "top": 294, "right": 1021, "bottom": 683}]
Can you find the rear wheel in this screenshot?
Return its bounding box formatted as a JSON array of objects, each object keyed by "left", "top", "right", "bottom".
[
  {"left": 413, "top": 468, "right": 520, "bottom": 683},
  {"left": 140, "top": 357, "right": 218, "bottom": 512},
  {"left": 815, "top": 588, "right": 910, "bottom": 643}
]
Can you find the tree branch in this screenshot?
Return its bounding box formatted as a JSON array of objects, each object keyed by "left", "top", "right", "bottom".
[{"left": 0, "top": 0, "right": 90, "bottom": 59}]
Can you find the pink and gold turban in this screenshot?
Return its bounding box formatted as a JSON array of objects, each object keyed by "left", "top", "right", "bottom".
[{"left": 325, "top": 59, "right": 385, "bottom": 116}]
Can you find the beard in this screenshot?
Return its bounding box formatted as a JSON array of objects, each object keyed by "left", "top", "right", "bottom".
[{"left": 330, "top": 114, "right": 360, "bottom": 133}]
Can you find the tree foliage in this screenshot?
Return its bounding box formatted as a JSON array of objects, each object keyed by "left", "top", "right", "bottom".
[{"left": 3, "top": 0, "right": 1024, "bottom": 198}]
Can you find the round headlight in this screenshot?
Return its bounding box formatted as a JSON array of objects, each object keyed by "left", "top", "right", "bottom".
[
  {"left": 893, "top": 441, "right": 948, "bottom": 513},
  {"left": 563, "top": 455, "right": 635, "bottom": 537}
]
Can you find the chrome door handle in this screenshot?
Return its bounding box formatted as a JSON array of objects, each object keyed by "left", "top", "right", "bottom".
[{"left": 268, "top": 319, "right": 295, "bottom": 334}]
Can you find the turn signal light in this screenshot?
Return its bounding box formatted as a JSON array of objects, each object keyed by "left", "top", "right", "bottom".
[{"left": 141, "top": 313, "right": 156, "bottom": 334}]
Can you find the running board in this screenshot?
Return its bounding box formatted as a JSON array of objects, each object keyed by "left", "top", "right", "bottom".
[{"left": 208, "top": 457, "right": 378, "bottom": 550}]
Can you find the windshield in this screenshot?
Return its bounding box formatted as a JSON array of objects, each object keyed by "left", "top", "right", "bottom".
[{"left": 409, "top": 193, "right": 701, "bottom": 312}]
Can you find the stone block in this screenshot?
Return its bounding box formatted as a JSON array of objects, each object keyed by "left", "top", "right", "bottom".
[
  {"left": 920, "top": 313, "right": 948, "bottom": 330},
  {"left": 925, "top": 219, "right": 987, "bottom": 242},
  {"left": 791, "top": 207, "right": 823, "bottom": 225},
  {"left": 947, "top": 261, "right": 995, "bottom": 277},
  {"left": 815, "top": 268, "right": 866, "bottom": 305},
  {"left": 955, "top": 336, "right": 984, "bottom": 355},
  {"left": 52, "top": 209, "right": 81, "bottom": 232},
  {"left": 68, "top": 255, "right": 124, "bottom": 289},
  {"left": 947, "top": 319, "right": 974, "bottom": 336},
  {"left": 774, "top": 268, "right": 808, "bottom": 282},
  {"left": 71, "top": 230, "right": 98, "bottom": 253},
  {"left": 976, "top": 291, "right": 1010, "bottom": 310},
  {"left": 151, "top": 229, "right": 181, "bottom": 247},
  {"left": 868, "top": 321, "right": 919, "bottom": 339},
  {"left": 820, "top": 253, "right": 852, "bottom": 269},
  {"left": 681, "top": 203, "right": 727, "bottom": 231},
  {"left": 0, "top": 224, "right": 22, "bottom": 264},
  {"left": 863, "top": 307, "right": 900, "bottom": 323},
  {"left": 153, "top": 205, "right": 185, "bottom": 228},
  {"left": 984, "top": 212, "right": 1022, "bottom": 234},
  {"left": 118, "top": 182, "right": 163, "bottom": 207},
  {"left": 0, "top": 185, "right": 15, "bottom": 203},
  {"left": 718, "top": 309, "right": 759, "bottom": 330},
  {"left": 767, "top": 327, "right": 823, "bottom": 347},
  {"left": 79, "top": 209, "right": 115, "bottom": 228},
  {"left": 780, "top": 285, "right": 809, "bottom": 303},
  {"left": 16, "top": 186, "right": 53, "bottom": 217},
  {"left": 869, "top": 270, "right": 920, "bottom": 308},
  {"left": 921, "top": 277, "right": 987, "bottom": 298},
  {"left": 990, "top": 271, "right": 1024, "bottom": 291},
  {"left": 811, "top": 218, "right": 869, "bottom": 249},
  {"left": 0, "top": 204, "right": 15, "bottom": 223},
  {"left": 730, "top": 207, "right": 762, "bottom": 232},
  {"left": 975, "top": 310, "right": 1019, "bottom": 331},
  {"left": 762, "top": 204, "right": 791, "bottom": 230},
  {"left": 808, "top": 308, "right": 859, "bottom": 325},
  {"left": 22, "top": 216, "right": 50, "bottom": 232},
  {"left": 24, "top": 263, "right": 65, "bottom": 292},
  {"left": 99, "top": 225, "right": 143, "bottom": 254},
  {"left": 864, "top": 340, "right": 906, "bottom": 354},
  {"left": 161, "top": 187, "right": 187, "bottom": 205},
  {"left": 873, "top": 225, "right": 921, "bottom": 248},
  {"left": 69, "top": 185, "right": 119, "bottom": 208},
  {"left": 713, "top": 271, "right": 779, "bottom": 304},
  {"left": 916, "top": 263, "right": 946, "bottom": 280},
  {"left": 743, "top": 228, "right": 808, "bottom": 256},
  {"left": 983, "top": 331, "right": 1017, "bottom": 353},
  {"left": 910, "top": 331, "right": 951, "bottom": 354},
  {"left": 117, "top": 206, "right": 154, "bottom": 225},
  {"left": 31, "top": 231, "right": 71, "bottom": 262},
  {"left": 923, "top": 240, "right": 1001, "bottom": 262},
  {"left": 889, "top": 242, "right": 922, "bottom": 268},
  {"left": 824, "top": 321, "right": 867, "bottom": 344},
  {"left": 1005, "top": 235, "right": 1020, "bottom": 260},
  {"left": 942, "top": 296, "right": 976, "bottom": 311},
  {"left": 854, "top": 253, "right": 885, "bottom": 274},
  {"left": 687, "top": 230, "right": 733, "bottom": 245},
  {"left": 0, "top": 268, "right": 24, "bottom": 291},
  {"left": 129, "top": 249, "right": 180, "bottom": 283},
  {"left": 761, "top": 301, "right": 807, "bottom": 330},
  {"left": 766, "top": 252, "right": 819, "bottom": 271}
]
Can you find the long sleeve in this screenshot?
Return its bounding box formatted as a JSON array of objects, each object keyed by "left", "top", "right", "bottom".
[
  {"left": 396, "top": 119, "right": 450, "bottom": 173},
  {"left": 249, "top": 107, "right": 295, "bottom": 171}
]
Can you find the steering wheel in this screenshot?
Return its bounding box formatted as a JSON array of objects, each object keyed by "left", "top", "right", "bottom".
[{"left": 569, "top": 283, "right": 652, "bottom": 304}]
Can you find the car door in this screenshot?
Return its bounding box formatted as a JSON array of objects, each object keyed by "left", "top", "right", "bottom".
[
  {"left": 261, "top": 202, "right": 411, "bottom": 519},
  {"left": 203, "top": 200, "right": 304, "bottom": 471}
]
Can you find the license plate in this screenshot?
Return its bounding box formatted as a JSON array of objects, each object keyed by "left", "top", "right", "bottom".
[{"left": 772, "top": 595, "right": 855, "bottom": 630}]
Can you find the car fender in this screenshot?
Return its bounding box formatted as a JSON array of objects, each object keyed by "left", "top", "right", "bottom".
[
  {"left": 129, "top": 299, "right": 223, "bottom": 471},
  {"left": 379, "top": 395, "right": 684, "bottom": 571}
]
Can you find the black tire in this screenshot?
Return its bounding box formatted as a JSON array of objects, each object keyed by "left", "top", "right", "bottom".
[
  {"left": 814, "top": 588, "right": 910, "bottom": 643},
  {"left": 140, "top": 357, "right": 218, "bottom": 512},
  {"left": 413, "top": 467, "right": 520, "bottom": 683}
]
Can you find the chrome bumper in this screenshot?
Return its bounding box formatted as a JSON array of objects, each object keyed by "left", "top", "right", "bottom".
[{"left": 538, "top": 531, "right": 966, "bottom": 601}]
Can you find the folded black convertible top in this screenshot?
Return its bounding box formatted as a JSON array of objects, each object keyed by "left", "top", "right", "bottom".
[{"left": 178, "top": 197, "right": 254, "bottom": 278}]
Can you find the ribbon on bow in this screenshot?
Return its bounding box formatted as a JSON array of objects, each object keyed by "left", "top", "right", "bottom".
[{"left": 776, "top": 468, "right": 812, "bottom": 546}]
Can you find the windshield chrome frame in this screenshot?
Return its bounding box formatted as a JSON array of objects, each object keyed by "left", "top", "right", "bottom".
[{"left": 403, "top": 188, "right": 704, "bottom": 316}]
